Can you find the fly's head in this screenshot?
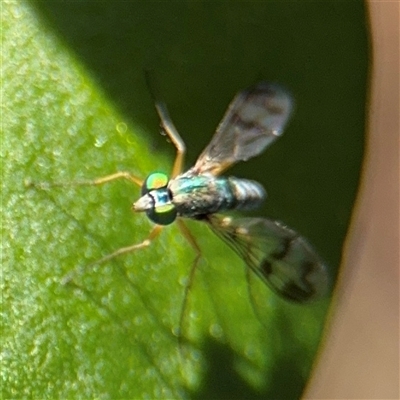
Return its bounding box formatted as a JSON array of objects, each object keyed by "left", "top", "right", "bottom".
[{"left": 133, "top": 172, "right": 177, "bottom": 225}]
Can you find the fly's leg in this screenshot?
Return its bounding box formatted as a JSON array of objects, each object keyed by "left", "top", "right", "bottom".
[
  {"left": 26, "top": 171, "right": 152, "bottom": 284},
  {"left": 62, "top": 225, "right": 163, "bottom": 285},
  {"left": 145, "top": 72, "right": 186, "bottom": 178},
  {"left": 25, "top": 171, "right": 143, "bottom": 189},
  {"left": 153, "top": 101, "right": 186, "bottom": 178},
  {"left": 175, "top": 219, "right": 202, "bottom": 362},
  {"left": 82, "top": 172, "right": 143, "bottom": 187}
]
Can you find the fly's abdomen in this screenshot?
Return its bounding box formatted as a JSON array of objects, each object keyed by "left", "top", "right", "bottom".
[{"left": 227, "top": 177, "right": 266, "bottom": 210}]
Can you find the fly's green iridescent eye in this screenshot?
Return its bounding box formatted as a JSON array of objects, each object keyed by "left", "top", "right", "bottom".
[
  {"left": 147, "top": 201, "right": 177, "bottom": 226},
  {"left": 141, "top": 172, "right": 169, "bottom": 195},
  {"left": 141, "top": 172, "right": 177, "bottom": 225}
]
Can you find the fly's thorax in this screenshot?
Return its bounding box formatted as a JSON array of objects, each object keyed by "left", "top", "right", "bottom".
[
  {"left": 133, "top": 172, "right": 177, "bottom": 226},
  {"left": 168, "top": 174, "right": 266, "bottom": 218},
  {"left": 168, "top": 174, "right": 225, "bottom": 217}
]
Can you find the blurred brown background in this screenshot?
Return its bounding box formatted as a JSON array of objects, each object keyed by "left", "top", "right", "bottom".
[{"left": 305, "top": 2, "right": 399, "bottom": 399}]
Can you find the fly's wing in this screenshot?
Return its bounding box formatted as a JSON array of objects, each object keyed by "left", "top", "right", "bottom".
[
  {"left": 191, "top": 82, "right": 293, "bottom": 176},
  {"left": 208, "top": 215, "right": 328, "bottom": 302}
]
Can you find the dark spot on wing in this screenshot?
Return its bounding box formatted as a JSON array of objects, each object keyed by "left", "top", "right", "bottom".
[
  {"left": 230, "top": 112, "right": 262, "bottom": 133},
  {"left": 271, "top": 236, "right": 293, "bottom": 260},
  {"left": 265, "top": 103, "right": 285, "bottom": 115},
  {"left": 280, "top": 280, "right": 314, "bottom": 303},
  {"left": 260, "top": 259, "right": 273, "bottom": 277},
  {"left": 300, "top": 261, "right": 315, "bottom": 277},
  {"left": 245, "top": 85, "right": 278, "bottom": 98}
]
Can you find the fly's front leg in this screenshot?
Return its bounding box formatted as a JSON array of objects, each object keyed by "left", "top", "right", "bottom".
[
  {"left": 145, "top": 72, "right": 186, "bottom": 178},
  {"left": 26, "top": 171, "right": 143, "bottom": 189},
  {"left": 26, "top": 170, "right": 151, "bottom": 284},
  {"left": 86, "top": 172, "right": 143, "bottom": 187},
  {"left": 153, "top": 101, "right": 186, "bottom": 179}
]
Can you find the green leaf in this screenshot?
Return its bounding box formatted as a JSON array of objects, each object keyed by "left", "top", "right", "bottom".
[{"left": 2, "top": 1, "right": 367, "bottom": 398}]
